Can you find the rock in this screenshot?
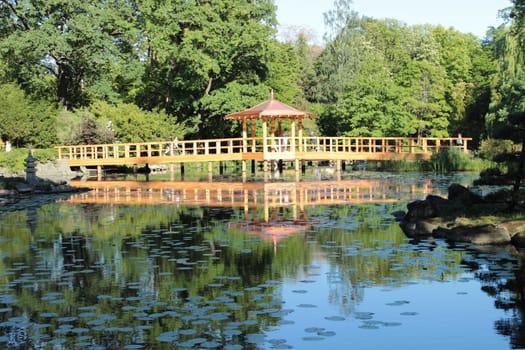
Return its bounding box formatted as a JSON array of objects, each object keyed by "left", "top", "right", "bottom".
[
  {"left": 36, "top": 160, "right": 83, "bottom": 183},
  {"left": 500, "top": 220, "right": 525, "bottom": 247},
  {"left": 391, "top": 210, "right": 406, "bottom": 221},
  {"left": 448, "top": 183, "right": 484, "bottom": 204},
  {"left": 401, "top": 217, "right": 451, "bottom": 237},
  {"left": 0, "top": 189, "right": 17, "bottom": 197},
  {"left": 416, "top": 218, "right": 449, "bottom": 236},
  {"left": 433, "top": 224, "right": 511, "bottom": 245},
  {"left": 403, "top": 194, "right": 458, "bottom": 222},
  {"left": 405, "top": 195, "right": 444, "bottom": 220},
  {"left": 15, "top": 183, "right": 33, "bottom": 193}
]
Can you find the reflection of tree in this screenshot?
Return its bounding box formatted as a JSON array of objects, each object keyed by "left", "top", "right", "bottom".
[
  {"left": 461, "top": 245, "right": 525, "bottom": 349},
  {"left": 1, "top": 201, "right": 313, "bottom": 348},
  {"left": 312, "top": 203, "right": 466, "bottom": 314},
  {"left": 326, "top": 265, "right": 365, "bottom": 316}
]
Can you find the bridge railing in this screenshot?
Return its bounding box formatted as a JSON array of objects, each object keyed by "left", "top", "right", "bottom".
[
  {"left": 300, "top": 137, "right": 469, "bottom": 153},
  {"left": 56, "top": 136, "right": 469, "bottom": 160},
  {"left": 57, "top": 138, "right": 249, "bottom": 159}
]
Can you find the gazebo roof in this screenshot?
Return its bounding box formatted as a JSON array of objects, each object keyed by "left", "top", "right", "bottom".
[{"left": 225, "top": 97, "right": 318, "bottom": 120}]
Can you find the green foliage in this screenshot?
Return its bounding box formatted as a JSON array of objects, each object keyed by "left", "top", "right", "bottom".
[
  {"left": 0, "top": 0, "right": 141, "bottom": 109},
  {"left": 55, "top": 110, "right": 85, "bottom": 146},
  {"left": 0, "top": 83, "right": 58, "bottom": 148},
  {"left": 0, "top": 148, "right": 57, "bottom": 174},
  {"left": 199, "top": 83, "right": 269, "bottom": 138},
  {"left": 0, "top": 83, "right": 31, "bottom": 146},
  {"left": 90, "top": 101, "right": 188, "bottom": 143},
  {"left": 0, "top": 0, "right": 514, "bottom": 145},
  {"left": 135, "top": 0, "right": 277, "bottom": 137},
  {"left": 428, "top": 148, "right": 488, "bottom": 173},
  {"left": 374, "top": 151, "right": 490, "bottom": 173},
  {"left": 478, "top": 138, "right": 515, "bottom": 160},
  {"left": 314, "top": 13, "right": 492, "bottom": 139},
  {"left": 374, "top": 160, "right": 428, "bottom": 172}
]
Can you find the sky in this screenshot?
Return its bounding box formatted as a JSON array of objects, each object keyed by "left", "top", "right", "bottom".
[{"left": 275, "top": 0, "right": 512, "bottom": 43}]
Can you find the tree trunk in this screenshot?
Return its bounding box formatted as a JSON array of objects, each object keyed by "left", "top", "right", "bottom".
[{"left": 57, "top": 62, "right": 72, "bottom": 110}]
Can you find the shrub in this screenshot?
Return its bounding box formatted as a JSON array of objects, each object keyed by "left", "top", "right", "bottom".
[
  {"left": 478, "top": 139, "right": 514, "bottom": 160},
  {"left": 428, "top": 148, "right": 490, "bottom": 173}
]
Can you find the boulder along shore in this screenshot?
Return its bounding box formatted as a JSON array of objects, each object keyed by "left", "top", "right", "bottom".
[{"left": 397, "top": 183, "right": 525, "bottom": 248}]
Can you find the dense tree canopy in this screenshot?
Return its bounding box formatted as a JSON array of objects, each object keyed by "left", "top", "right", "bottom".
[{"left": 0, "top": 0, "right": 520, "bottom": 149}]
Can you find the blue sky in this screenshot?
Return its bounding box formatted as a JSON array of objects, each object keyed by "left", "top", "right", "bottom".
[{"left": 275, "top": 0, "right": 512, "bottom": 43}]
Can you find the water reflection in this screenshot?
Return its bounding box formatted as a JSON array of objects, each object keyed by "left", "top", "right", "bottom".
[{"left": 0, "top": 173, "right": 522, "bottom": 349}]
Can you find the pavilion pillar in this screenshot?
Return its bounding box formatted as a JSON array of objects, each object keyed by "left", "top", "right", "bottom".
[
  {"left": 262, "top": 118, "right": 269, "bottom": 177},
  {"left": 251, "top": 119, "right": 256, "bottom": 175},
  {"left": 242, "top": 118, "right": 247, "bottom": 153},
  {"left": 270, "top": 117, "right": 276, "bottom": 152},
  {"left": 262, "top": 118, "right": 268, "bottom": 153},
  {"left": 298, "top": 118, "right": 303, "bottom": 151},
  {"left": 291, "top": 118, "right": 296, "bottom": 153},
  {"left": 251, "top": 119, "right": 256, "bottom": 152}
]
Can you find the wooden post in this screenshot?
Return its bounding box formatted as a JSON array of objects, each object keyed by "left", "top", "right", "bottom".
[
  {"left": 291, "top": 118, "right": 296, "bottom": 152},
  {"left": 262, "top": 119, "right": 268, "bottom": 153},
  {"left": 251, "top": 120, "right": 256, "bottom": 153},
  {"left": 242, "top": 119, "right": 247, "bottom": 153}
]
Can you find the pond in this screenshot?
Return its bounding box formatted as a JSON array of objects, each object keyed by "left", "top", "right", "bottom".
[{"left": 0, "top": 170, "right": 523, "bottom": 349}]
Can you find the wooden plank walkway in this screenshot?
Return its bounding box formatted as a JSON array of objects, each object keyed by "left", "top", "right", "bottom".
[{"left": 56, "top": 136, "right": 470, "bottom": 169}]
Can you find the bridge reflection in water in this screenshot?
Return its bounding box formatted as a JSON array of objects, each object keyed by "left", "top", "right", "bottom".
[{"left": 67, "top": 179, "right": 432, "bottom": 245}]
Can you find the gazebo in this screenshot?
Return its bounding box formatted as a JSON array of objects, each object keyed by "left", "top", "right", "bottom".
[{"left": 225, "top": 94, "right": 318, "bottom": 157}]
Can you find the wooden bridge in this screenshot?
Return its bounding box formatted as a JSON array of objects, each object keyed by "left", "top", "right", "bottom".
[{"left": 56, "top": 136, "right": 469, "bottom": 178}]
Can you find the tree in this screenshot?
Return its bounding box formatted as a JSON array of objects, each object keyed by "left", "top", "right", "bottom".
[
  {"left": 89, "top": 101, "right": 188, "bottom": 143},
  {"left": 136, "top": 0, "right": 277, "bottom": 138},
  {"left": 319, "top": 50, "right": 414, "bottom": 137},
  {"left": 0, "top": 83, "right": 57, "bottom": 148},
  {"left": 312, "top": 0, "right": 364, "bottom": 103},
  {"left": 485, "top": 2, "right": 525, "bottom": 139},
  {"left": 0, "top": 83, "right": 31, "bottom": 146},
  {"left": 0, "top": 0, "right": 140, "bottom": 109}
]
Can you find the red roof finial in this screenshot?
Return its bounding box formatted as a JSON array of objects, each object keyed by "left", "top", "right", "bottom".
[{"left": 270, "top": 89, "right": 274, "bottom": 100}]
